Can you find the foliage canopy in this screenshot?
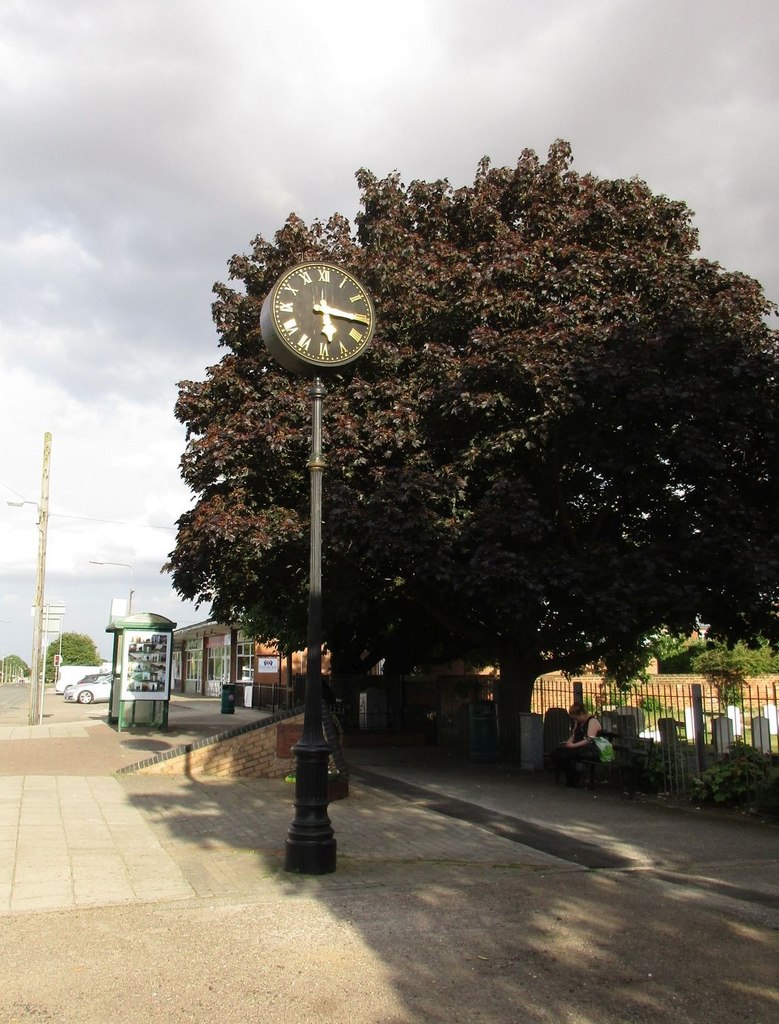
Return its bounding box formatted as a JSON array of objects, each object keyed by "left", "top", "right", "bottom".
[
  {"left": 691, "top": 637, "right": 779, "bottom": 678},
  {"left": 1, "top": 654, "right": 28, "bottom": 683},
  {"left": 168, "top": 140, "right": 779, "bottom": 724},
  {"left": 45, "top": 632, "right": 101, "bottom": 685}
]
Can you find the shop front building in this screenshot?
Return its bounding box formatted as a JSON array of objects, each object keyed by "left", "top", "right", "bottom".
[{"left": 171, "top": 620, "right": 321, "bottom": 710}]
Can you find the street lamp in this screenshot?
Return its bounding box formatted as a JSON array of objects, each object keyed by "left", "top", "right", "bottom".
[
  {"left": 0, "top": 629, "right": 9, "bottom": 685},
  {"left": 89, "top": 561, "right": 134, "bottom": 614},
  {"left": 7, "top": 430, "right": 52, "bottom": 726}
]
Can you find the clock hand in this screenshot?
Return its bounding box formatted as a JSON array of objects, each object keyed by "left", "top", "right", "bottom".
[
  {"left": 319, "top": 311, "right": 336, "bottom": 343},
  {"left": 312, "top": 295, "right": 337, "bottom": 342},
  {"left": 313, "top": 299, "right": 370, "bottom": 326}
]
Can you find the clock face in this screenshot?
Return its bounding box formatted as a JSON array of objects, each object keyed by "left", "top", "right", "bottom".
[{"left": 260, "top": 261, "right": 376, "bottom": 375}]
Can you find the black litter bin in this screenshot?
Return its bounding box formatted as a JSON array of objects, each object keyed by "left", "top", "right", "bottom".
[
  {"left": 469, "top": 700, "right": 499, "bottom": 762},
  {"left": 221, "top": 683, "right": 236, "bottom": 714}
]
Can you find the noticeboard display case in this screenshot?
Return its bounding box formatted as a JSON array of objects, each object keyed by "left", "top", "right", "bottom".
[
  {"left": 121, "top": 630, "right": 171, "bottom": 700},
  {"left": 105, "top": 612, "right": 176, "bottom": 730}
]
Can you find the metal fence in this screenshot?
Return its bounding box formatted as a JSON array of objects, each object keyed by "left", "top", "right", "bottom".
[
  {"left": 533, "top": 675, "right": 778, "bottom": 746},
  {"left": 324, "top": 672, "right": 778, "bottom": 793},
  {"left": 532, "top": 674, "right": 778, "bottom": 793},
  {"left": 328, "top": 673, "right": 493, "bottom": 744},
  {"left": 238, "top": 678, "right": 302, "bottom": 711}
]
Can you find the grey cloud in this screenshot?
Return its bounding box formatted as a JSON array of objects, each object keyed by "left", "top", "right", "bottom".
[{"left": 1, "top": 0, "right": 777, "bottom": 658}]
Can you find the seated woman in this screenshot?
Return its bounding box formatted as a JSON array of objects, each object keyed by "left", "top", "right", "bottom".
[{"left": 555, "top": 703, "right": 602, "bottom": 787}]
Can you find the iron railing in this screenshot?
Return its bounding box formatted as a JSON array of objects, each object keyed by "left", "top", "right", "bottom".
[{"left": 325, "top": 672, "right": 778, "bottom": 793}]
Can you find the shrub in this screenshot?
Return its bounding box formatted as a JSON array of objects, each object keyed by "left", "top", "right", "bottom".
[
  {"left": 691, "top": 638, "right": 779, "bottom": 709},
  {"left": 690, "top": 741, "right": 769, "bottom": 807},
  {"left": 638, "top": 757, "right": 665, "bottom": 794},
  {"left": 753, "top": 769, "right": 779, "bottom": 817},
  {"left": 639, "top": 695, "right": 668, "bottom": 718}
]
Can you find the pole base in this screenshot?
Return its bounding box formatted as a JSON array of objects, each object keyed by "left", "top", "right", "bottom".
[
  {"left": 284, "top": 836, "right": 337, "bottom": 875},
  {"left": 284, "top": 739, "right": 337, "bottom": 874}
]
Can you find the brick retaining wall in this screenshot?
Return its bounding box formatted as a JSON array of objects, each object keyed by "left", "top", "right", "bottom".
[{"left": 119, "top": 709, "right": 304, "bottom": 779}]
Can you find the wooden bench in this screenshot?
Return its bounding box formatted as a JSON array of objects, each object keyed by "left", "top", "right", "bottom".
[{"left": 584, "top": 735, "right": 654, "bottom": 798}]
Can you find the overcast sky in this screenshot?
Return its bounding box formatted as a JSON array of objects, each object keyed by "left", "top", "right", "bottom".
[{"left": 1, "top": 0, "right": 777, "bottom": 664}]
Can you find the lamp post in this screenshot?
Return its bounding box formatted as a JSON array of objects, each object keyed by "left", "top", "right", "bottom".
[
  {"left": 283, "top": 377, "right": 336, "bottom": 874},
  {"left": 0, "top": 623, "right": 9, "bottom": 685},
  {"left": 8, "top": 431, "right": 51, "bottom": 726},
  {"left": 259, "top": 261, "right": 376, "bottom": 875},
  {"left": 89, "top": 561, "right": 134, "bottom": 614}
]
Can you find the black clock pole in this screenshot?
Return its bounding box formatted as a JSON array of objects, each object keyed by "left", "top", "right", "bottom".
[{"left": 285, "top": 376, "right": 337, "bottom": 874}]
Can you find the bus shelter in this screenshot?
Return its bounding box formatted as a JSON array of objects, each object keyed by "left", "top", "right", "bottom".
[{"left": 106, "top": 612, "right": 176, "bottom": 731}]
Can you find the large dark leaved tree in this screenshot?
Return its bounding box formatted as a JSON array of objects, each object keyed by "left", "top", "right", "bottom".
[{"left": 168, "top": 140, "right": 779, "bottom": 742}]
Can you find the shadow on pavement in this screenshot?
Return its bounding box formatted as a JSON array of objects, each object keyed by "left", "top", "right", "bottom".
[
  {"left": 115, "top": 764, "right": 779, "bottom": 1024},
  {"left": 2, "top": 685, "right": 777, "bottom": 1023}
]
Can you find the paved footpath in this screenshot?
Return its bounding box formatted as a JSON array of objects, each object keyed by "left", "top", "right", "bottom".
[{"left": 0, "top": 686, "right": 777, "bottom": 1024}]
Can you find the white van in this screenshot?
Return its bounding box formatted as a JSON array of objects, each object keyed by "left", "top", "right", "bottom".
[{"left": 54, "top": 664, "right": 112, "bottom": 694}]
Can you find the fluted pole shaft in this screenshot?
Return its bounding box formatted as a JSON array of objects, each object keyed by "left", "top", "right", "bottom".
[{"left": 284, "top": 378, "right": 336, "bottom": 874}]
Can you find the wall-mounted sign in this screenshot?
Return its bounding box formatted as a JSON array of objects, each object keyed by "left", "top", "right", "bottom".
[
  {"left": 258, "top": 656, "right": 279, "bottom": 674},
  {"left": 120, "top": 630, "right": 172, "bottom": 701}
]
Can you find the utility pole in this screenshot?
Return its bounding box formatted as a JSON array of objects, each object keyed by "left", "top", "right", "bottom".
[{"left": 28, "top": 432, "right": 52, "bottom": 727}]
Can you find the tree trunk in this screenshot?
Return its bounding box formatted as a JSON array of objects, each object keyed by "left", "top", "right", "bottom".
[{"left": 496, "top": 643, "right": 543, "bottom": 757}]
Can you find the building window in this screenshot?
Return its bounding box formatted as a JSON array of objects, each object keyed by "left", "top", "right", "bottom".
[
  {"left": 172, "top": 651, "right": 182, "bottom": 690},
  {"left": 185, "top": 639, "right": 202, "bottom": 695},
  {"left": 236, "top": 641, "right": 253, "bottom": 683},
  {"left": 206, "top": 644, "right": 229, "bottom": 695}
]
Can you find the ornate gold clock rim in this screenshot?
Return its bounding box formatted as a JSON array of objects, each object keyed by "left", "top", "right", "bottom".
[{"left": 261, "top": 260, "right": 376, "bottom": 375}]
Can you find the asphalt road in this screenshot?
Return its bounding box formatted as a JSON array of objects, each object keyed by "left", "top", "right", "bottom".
[{"left": 0, "top": 684, "right": 30, "bottom": 714}]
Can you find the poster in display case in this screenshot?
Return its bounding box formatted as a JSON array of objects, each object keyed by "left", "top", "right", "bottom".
[{"left": 120, "top": 630, "right": 172, "bottom": 701}]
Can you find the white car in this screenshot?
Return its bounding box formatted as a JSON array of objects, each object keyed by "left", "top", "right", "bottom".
[
  {"left": 56, "top": 671, "right": 97, "bottom": 696},
  {"left": 63, "top": 673, "right": 113, "bottom": 704},
  {"left": 55, "top": 667, "right": 108, "bottom": 694}
]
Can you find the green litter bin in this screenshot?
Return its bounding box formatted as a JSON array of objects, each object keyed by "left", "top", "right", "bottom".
[
  {"left": 221, "top": 683, "right": 236, "bottom": 714},
  {"left": 469, "top": 700, "right": 499, "bottom": 762}
]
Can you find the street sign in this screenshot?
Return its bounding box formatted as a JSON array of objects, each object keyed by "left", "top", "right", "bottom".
[{"left": 42, "top": 603, "right": 66, "bottom": 638}]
